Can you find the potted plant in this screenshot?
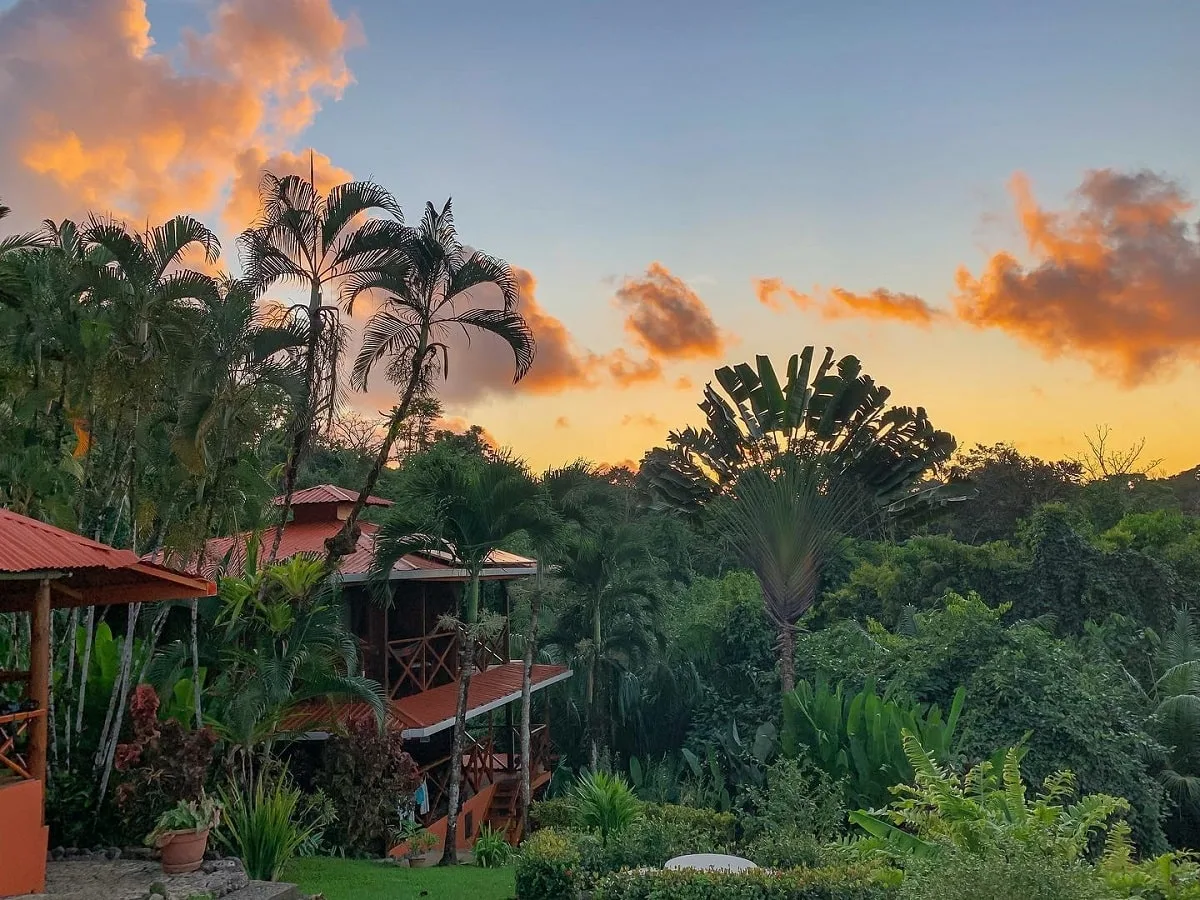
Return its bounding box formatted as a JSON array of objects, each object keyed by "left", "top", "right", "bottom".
[
  {"left": 392, "top": 821, "right": 439, "bottom": 867},
  {"left": 146, "top": 795, "right": 222, "bottom": 875}
]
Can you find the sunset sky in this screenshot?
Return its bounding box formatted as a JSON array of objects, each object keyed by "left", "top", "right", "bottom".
[{"left": 2, "top": 0, "right": 1198, "bottom": 473}]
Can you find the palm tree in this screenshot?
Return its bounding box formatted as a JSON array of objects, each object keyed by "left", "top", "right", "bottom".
[
  {"left": 168, "top": 276, "right": 307, "bottom": 726},
  {"left": 326, "top": 199, "right": 535, "bottom": 565},
  {"left": 239, "top": 170, "right": 406, "bottom": 563},
  {"left": 74, "top": 215, "right": 223, "bottom": 791},
  {"left": 515, "top": 462, "right": 601, "bottom": 834},
  {"left": 642, "top": 349, "right": 955, "bottom": 691},
  {"left": 547, "top": 520, "right": 665, "bottom": 769},
  {"left": 373, "top": 448, "right": 556, "bottom": 864}
]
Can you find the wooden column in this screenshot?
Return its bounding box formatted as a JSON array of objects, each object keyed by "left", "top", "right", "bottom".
[{"left": 27, "top": 578, "right": 51, "bottom": 787}]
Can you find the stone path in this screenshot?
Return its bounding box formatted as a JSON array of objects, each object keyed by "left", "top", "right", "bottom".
[{"left": 31, "top": 858, "right": 252, "bottom": 900}]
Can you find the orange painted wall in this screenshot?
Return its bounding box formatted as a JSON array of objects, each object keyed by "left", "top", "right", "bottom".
[
  {"left": 390, "top": 783, "right": 498, "bottom": 857},
  {"left": 0, "top": 778, "right": 48, "bottom": 897}
]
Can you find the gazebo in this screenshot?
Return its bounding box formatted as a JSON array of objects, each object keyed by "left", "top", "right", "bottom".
[{"left": 0, "top": 508, "right": 215, "bottom": 897}]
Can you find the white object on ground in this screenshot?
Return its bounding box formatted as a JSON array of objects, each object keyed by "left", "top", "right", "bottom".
[{"left": 664, "top": 853, "right": 758, "bottom": 872}]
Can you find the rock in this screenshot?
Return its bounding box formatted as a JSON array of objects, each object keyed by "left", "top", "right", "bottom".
[
  {"left": 106, "top": 846, "right": 122, "bottom": 860},
  {"left": 51, "top": 846, "right": 65, "bottom": 861}
]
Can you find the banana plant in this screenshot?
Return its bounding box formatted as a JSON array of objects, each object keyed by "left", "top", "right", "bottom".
[{"left": 781, "top": 678, "right": 965, "bottom": 809}]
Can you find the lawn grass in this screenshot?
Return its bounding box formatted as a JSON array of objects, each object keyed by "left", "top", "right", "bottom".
[{"left": 284, "top": 856, "right": 516, "bottom": 900}]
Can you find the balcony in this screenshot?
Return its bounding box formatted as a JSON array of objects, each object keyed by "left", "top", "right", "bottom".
[{"left": 386, "top": 623, "right": 510, "bottom": 699}]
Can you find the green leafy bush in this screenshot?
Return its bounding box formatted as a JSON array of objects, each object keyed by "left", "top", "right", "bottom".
[
  {"left": 217, "top": 772, "right": 331, "bottom": 881},
  {"left": 592, "top": 865, "right": 900, "bottom": 900},
  {"left": 529, "top": 796, "right": 575, "bottom": 830},
  {"left": 644, "top": 803, "right": 738, "bottom": 846},
  {"left": 472, "top": 823, "right": 513, "bottom": 868},
  {"left": 515, "top": 828, "right": 581, "bottom": 900},
  {"left": 796, "top": 592, "right": 1170, "bottom": 854},
  {"left": 571, "top": 770, "right": 641, "bottom": 844},
  {"left": 782, "top": 678, "right": 964, "bottom": 810},
  {"left": 850, "top": 736, "right": 1125, "bottom": 862},
  {"left": 897, "top": 841, "right": 1105, "bottom": 900},
  {"left": 316, "top": 717, "right": 419, "bottom": 856},
  {"left": 740, "top": 757, "right": 846, "bottom": 840}
]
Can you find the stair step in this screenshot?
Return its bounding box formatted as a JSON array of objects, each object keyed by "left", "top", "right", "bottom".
[{"left": 221, "top": 881, "right": 300, "bottom": 900}]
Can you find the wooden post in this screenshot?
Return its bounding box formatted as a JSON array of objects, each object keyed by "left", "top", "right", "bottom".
[{"left": 28, "top": 578, "right": 51, "bottom": 787}]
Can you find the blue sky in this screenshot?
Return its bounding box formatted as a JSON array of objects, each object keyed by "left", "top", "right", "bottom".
[{"left": 4, "top": 0, "right": 1198, "bottom": 468}]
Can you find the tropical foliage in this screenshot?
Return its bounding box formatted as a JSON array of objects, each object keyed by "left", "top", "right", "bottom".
[{"left": 5, "top": 179, "right": 1200, "bottom": 897}]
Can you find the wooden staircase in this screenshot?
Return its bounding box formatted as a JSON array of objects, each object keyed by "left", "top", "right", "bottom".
[{"left": 487, "top": 777, "right": 523, "bottom": 845}]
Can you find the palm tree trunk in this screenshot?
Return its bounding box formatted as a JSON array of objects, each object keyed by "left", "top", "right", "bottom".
[
  {"left": 96, "top": 603, "right": 140, "bottom": 803},
  {"left": 325, "top": 337, "right": 430, "bottom": 568},
  {"left": 190, "top": 600, "right": 203, "bottom": 727},
  {"left": 441, "top": 574, "right": 481, "bottom": 866},
  {"left": 75, "top": 606, "right": 95, "bottom": 734},
  {"left": 267, "top": 278, "right": 322, "bottom": 568},
  {"left": 441, "top": 630, "right": 476, "bottom": 866},
  {"left": 779, "top": 625, "right": 796, "bottom": 694},
  {"left": 519, "top": 584, "right": 543, "bottom": 837},
  {"left": 588, "top": 596, "right": 601, "bottom": 770}
]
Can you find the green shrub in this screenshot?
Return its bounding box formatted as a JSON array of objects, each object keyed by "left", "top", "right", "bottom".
[
  {"left": 472, "top": 823, "right": 513, "bottom": 868},
  {"left": 740, "top": 757, "right": 846, "bottom": 840},
  {"left": 515, "top": 828, "right": 581, "bottom": 900},
  {"left": 644, "top": 803, "right": 738, "bottom": 845},
  {"left": 602, "top": 814, "right": 733, "bottom": 871},
  {"left": 216, "top": 773, "right": 330, "bottom": 881},
  {"left": 782, "top": 678, "right": 964, "bottom": 810},
  {"left": 593, "top": 865, "right": 900, "bottom": 900},
  {"left": 898, "top": 842, "right": 1106, "bottom": 900},
  {"left": 316, "top": 718, "right": 419, "bottom": 857},
  {"left": 571, "top": 770, "right": 642, "bottom": 844},
  {"left": 745, "top": 827, "right": 826, "bottom": 869},
  {"left": 529, "top": 796, "right": 575, "bottom": 830}
]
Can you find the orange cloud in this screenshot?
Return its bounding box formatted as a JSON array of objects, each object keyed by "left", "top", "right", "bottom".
[
  {"left": 0, "top": 0, "right": 357, "bottom": 227},
  {"left": 954, "top": 169, "right": 1200, "bottom": 384},
  {"left": 615, "top": 262, "right": 730, "bottom": 359},
  {"left": 674, "top": 376, "right": 694, "bottom": 391},
  {"left": 606, "top": 349, "right": 663, "bottom": 387},
  {"left": 754, "top": 278, "right": 943, "bottom": 327},
  {"left": 554, "top": 416, "right": 570, "bottom": 429}
]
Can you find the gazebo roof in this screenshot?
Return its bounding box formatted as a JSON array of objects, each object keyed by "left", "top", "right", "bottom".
[{"left": 0, "top": 508, "right": 215, "bottom": 612}]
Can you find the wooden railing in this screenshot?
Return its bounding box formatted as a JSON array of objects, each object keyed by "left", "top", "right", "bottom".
[
  {"left": 415, "top": 724, "right": 553, "bottom": 824},
  {"left": 387, "top": 631, "right": 458, "bottom": 698},
  {"left": 387, "top": 625, "right": 511, "bottom": 698},
  {"left": 0, "top": 709, "right": 44, "bottom": 781}
]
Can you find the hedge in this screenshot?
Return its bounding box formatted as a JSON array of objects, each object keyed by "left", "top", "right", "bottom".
[{"left": 592, "top": 866, "right": 900, "bottom": 900}]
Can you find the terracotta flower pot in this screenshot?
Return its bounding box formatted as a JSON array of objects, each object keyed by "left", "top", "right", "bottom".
[{"left": 157, "top": 828, "right": 210, "bottom": 875}]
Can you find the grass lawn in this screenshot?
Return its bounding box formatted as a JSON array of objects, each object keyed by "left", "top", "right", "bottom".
[{"left": 284, "top": 857, "right": 515, "bottom": 900}]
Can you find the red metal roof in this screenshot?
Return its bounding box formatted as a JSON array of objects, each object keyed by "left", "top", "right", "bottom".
[
  {"left": 167, "top": 485, "right": 537, "bottom": 581},
  {"left": 0, "top": 508, "right": 216, "bottom": 612},
  {"left": 393, "top": 663, "right": 570, "bottom": 734},
  {"left": 0, "top": 508, "right": 141, "bottom": 574},
  {"left": 280, "top": 662, "right": 571, "bottom": 737},
  {"left": 280, "top": 484, "right": 392, "bottom": 507}
]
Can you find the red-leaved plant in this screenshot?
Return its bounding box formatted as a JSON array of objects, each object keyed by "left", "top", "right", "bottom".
[{"left": 113, "top": 685, "right": 217, "bottom": 842}]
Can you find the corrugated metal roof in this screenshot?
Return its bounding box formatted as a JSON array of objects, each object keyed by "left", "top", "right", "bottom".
[
  {"left": 164, "top": 490, "right": 537, "bottom": 580},
  {"left": 394, "top": 663, "right": 569, "bottom": 731},
  {"left": 0, "top": 508, "right": 140, "bottom": 573},
  {"left": 280, "top": 485, "right": 392, "bottom": 507},
  {"left": 279, "top": 662, "right": 571, "bottom": 737}
]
